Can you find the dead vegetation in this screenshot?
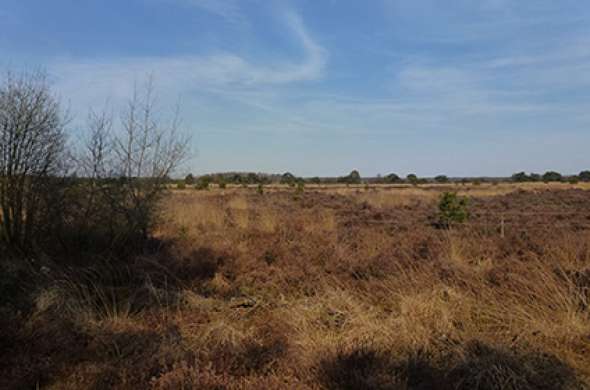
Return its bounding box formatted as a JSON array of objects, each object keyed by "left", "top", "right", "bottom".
[{"left": 2, "top": 185, "right": 590, "bottom": 389}]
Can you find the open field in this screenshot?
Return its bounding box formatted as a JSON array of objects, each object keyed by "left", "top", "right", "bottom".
[{"left": 2, "top": 183, "right": 590, "bottom": 389}]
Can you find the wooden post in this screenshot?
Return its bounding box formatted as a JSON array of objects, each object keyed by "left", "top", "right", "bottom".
[{"left": 500, "top": 214, "right": 505, "bottom": 238}]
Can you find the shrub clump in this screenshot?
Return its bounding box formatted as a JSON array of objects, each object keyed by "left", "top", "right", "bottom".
[
  {"left": 195, "top": 176, "right": 211, "bottom": 190},
  {"left": 437, "top": 192, "right": 469, "bottom": 227}
]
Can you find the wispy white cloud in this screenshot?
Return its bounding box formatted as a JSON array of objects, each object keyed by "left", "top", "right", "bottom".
[
  {"left": 172, "top": 0, "right": 245, "bottom": 25},
  {"left": 49, "top": 8, "right": 327, "bottom": 117}
]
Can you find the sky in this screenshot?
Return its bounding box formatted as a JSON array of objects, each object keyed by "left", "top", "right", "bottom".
[{"left": 1, "top": 0, "right": 590, "bottom": 177}]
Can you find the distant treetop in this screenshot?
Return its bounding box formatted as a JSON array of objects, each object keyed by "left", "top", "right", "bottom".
[
  {"left": 338, "top": 170, "right": 361, "bottom": 184},
  {"left": 579, "top": 170, "right": 590, "bottom": 182},
  {"left": 542, "top": 171, "right": 563, "bottom": 182},
  {"left": 384, "top": 173, "right": 402, "bottom": 183}
]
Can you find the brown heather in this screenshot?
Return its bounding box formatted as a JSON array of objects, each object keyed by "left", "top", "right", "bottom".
[{"left": 2, "top": 183, "right": 590, "bottom": 389}]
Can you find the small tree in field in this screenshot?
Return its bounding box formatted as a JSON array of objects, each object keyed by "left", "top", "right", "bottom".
[
  {"left": 406, "top": 174, "right": 419, "bottom": 185},
  {"left": 384, "top": 173, "right": 402, "bottom": 183},
  {"left": 437, "top": 192, "right": 469, "bottom": 228},
  {"left": 338, "top": 170, "right": 361, "bottom": 184},
  {"left": 218, "top": 176, "right": 227, "bottom": 189},
  {"left": 296, "top": 180, "right": 305, "bottom": 195},
  {"left": 195, "top": 176, "right": 211, "bottom": 190},
  {"left": 281, "top": 172, "right": 296, "bottom": 186},
  {"left": 348, "top": 170, "right": 361, "bottom": 184},
  {"left": 184, "top": 174, "right": 195, "bottom": 185},
  {"left": 512, "top": 172, "right": 529, "bottom": 182},
  {"left": 542, "top": 171, "right": 562, "bottom": 183},
  {"left": 435, "top": 175, "right": 449, "bottom": 183},
  {"left": 529, "top": 173, "right": 541, "bottom": 182}
]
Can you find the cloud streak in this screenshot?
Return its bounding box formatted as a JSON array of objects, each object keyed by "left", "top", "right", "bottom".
[
  {"left": 182, "top": 0, "right": 243, "bottom": 23},
  {"left": 49, "top": 8, "right": 327, "bottom": 117}
]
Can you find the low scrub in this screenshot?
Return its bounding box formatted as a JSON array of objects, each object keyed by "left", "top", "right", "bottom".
[{"left": 437, "top": 192, "right": 470, "bottom": 227}]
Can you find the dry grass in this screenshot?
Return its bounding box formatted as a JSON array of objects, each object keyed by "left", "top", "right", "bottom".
[{"left": 2, "top": 183, "right": 590, "bottom": 389}]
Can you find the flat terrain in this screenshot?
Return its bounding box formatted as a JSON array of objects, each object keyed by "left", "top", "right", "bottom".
[{"left": 2, "top": 183, "right": 590, "bottom": 389}]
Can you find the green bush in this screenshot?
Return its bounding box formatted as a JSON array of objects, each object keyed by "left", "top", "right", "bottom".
[
  {"left": 579, "top": 171, "right": 590, "bottom": 182},
  {"left": 281, "top": 172, "right": 296, "bottom": 186},
  {"left": 542, "top": 171, "right": 562, "bottom": 183},
  {"left": 511, "top": 172, "right": 529, "bottom": 182},
  {"left": 177, "top": 182, "right": 186, "bottom": 190},
  {"left": 438, "top": 192, "right": 469, "bottom": 227},
  {"left": 383, "top": 173, "right": 402, "bottom": 184},
  {"left": 184, "top": 174, "right": 195, "bottom": 185},
  {"left": 338, "top": 170, "right": 361, "bottom": 184},
  {"left": 257, "top": 183, "right": 264, "bottom": 195},
  {"left": 292, "top": 181, "right": 304, "bottom": 200},
  {"left": 529, "top": 173, "right": 541, "bottom": 182},
  {"left": 406, "top": 174, "right": 419, "bottom": 185},
  {"left": 196, "top": 176, "right": 212, "bottom": 190},
  {"left": 296, "top": 180, "right": 305, "bottom": 195},
  {"left": 435, "top": 175, "right": 449, "bottom": 183}
]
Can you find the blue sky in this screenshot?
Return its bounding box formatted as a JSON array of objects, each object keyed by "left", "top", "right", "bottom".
[{"left": 1, "top": 0, "right": 590, "bottom": 177}]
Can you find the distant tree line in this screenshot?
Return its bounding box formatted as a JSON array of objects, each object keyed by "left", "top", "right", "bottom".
[
  {"left": 512, "top": 171, "right": 589, "bottom": 183},
  {"left": 178, "top": 169, "right": 590, "bottom": 188},
  {"left": 181, "top": 172, "right": 276, "bottom": 188},
  {"left": 178, "top": 168, "right": 590, "bottom": 189}
]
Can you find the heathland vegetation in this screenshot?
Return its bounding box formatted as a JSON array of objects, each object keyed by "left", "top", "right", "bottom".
[{"left": 1, "top": 71, "right": 590, "bottom": 389}]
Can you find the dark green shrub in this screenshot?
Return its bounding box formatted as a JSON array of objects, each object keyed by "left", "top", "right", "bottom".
[
  {"left": 292, "top": 181, "right": 304, "bottom": 200},
  {"left": 184, "top": 174, "right": 195, "bottom": 185},
  {"left": 196, "top": 176, "right": 211, "bottom": 190},
  {"left": 579, "top": 171, "right": 590, "bottom": 182},
  {"left": 384, "top": 173, "right": 402, "bottom": 183},
  {"left": 542, "top": 171, "right": 562, "bottom": 183},
  {"left": 438, "top": 192, "right": 469, "bottom": 227},
  {"left": 296, "top": 180, "right": 305, "bottom": 195},
  {"left": 512, "top": 172, "right": 529, "bottom": 182},
  {"left": 281, "top": 172, "right": 296, "bottom": 186},
  {"left": 529, "top": 173, "right": 541, "bottom": 182},
  {"left": 435, "top": 175, "right": 449, "bottom": 183},
  {"left": 406, "top": 174, "right": 419, "bottom": 185},
  {"left": 257, "top": 183, "right": 264, "bottom": 195},
  {"left": 218, "top": 178, "right": 227, "bottom": 189},
  {"left": 247, "top": 173, "right": 260, "bottom": 184},
  {"left": 338, "top": 170, "right": 361, "bottom": 185}
]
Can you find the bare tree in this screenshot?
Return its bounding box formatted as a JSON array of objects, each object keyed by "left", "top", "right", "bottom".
[
  {"left": 0, "top": 71, "right": 67, "bottom": 250},
  {"left": 74, "top": 109, "right": 114, "bottom": 241},
  {"left": 78, "top": 78, "right": 189, "bottom": 249},
  {"left": 82, "top": 109, "right": 113, "bottom": 181},
  {"left": 116, "top": 78, "right": 187, "bottom": 179}
]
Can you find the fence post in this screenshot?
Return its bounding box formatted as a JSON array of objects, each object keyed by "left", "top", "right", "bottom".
[{"left": 500, "top": 214, "right": 505, "bottom": 238}]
